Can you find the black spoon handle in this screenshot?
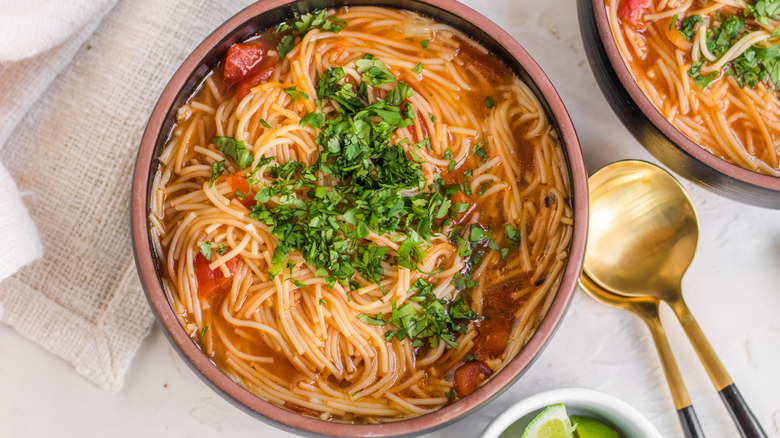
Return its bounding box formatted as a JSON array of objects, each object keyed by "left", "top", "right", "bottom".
[
  {"left": 719, "top": 384, "right": 767, "bottom": 438},
  {"left": 677, "top": 405, "right": 705, "bottom": 438}
]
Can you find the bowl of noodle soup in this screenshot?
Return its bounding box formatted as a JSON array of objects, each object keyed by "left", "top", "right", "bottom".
[
  {"left": 579, "top": 0, "right": 780, "bottom": 208},
  {"left": 132, "top": 0, "right": 587, "bottom": 436}
]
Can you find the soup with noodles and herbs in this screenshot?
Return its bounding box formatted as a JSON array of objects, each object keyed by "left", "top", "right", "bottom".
[
  {"left": 149, "top": 6, "right": 572, "bottom": 422},
  {"left": 609, "top": 0, "right": 780, "bottom": 175}
]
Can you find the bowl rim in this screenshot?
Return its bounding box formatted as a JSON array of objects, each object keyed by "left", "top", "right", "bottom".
[
  {"left": 480, "top": 387, "right": 662, "bottom": 438},
  {"left": 131, "top": 0, "right": 589, "bottom": 436},
  {"left": 590, "top": 0, "right": 780, "bottom": 191}
]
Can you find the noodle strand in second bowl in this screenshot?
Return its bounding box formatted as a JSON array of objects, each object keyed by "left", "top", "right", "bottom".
[{"left": 608, "top": 0, "right": 780, "bottom": 175}]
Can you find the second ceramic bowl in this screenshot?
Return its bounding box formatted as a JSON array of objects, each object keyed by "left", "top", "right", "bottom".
[{"left": 577, "top": 0, "right": 780, "bottom": 209}]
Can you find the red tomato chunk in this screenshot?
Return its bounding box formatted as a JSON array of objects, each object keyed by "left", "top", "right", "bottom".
[
  {"left": 618, "top": 0, "right": 649, "bottom": 26},
  {"left": 223, "top": 43, "right": 265, "bottom": 82},
  {"left": 194, "top": 252, "right": 238, "bottom": 299},
  {"left": 454, "top": 360, "right": 493, "bottom": 397}
]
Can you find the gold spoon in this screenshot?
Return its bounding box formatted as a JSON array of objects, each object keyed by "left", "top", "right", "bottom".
[
  {"left": 579, "top": 272, "right": 704, "bottom": 437},
  {"left": 584, "top": 160, "right": 766, "bottom": 438}
]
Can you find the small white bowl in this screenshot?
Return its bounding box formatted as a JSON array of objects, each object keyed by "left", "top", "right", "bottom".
[{"left": 481, "top": 387, "right": 662, "bottom": 438}]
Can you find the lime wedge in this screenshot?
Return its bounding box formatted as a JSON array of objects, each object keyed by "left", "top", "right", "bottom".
[
  {"left": 570, "top": 415, "right": 621, "bottom": 438},
  {"left": 521, "top": 404, "right": 574, "bottom": 438}
]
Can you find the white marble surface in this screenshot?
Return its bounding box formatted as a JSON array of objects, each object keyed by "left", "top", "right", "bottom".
[{"left": 2, "top": 1, "right": 780, "bottom": 437}]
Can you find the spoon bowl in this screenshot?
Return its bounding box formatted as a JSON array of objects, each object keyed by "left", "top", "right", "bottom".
[{"left": 585, "top": 161, "right": 698, "bottom": 300}]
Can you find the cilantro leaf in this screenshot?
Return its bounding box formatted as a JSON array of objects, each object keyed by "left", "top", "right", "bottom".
[
  {"left": 276, "top": 10, "right": 346, "bottom": 59},
  {"left": 300, "top": 111, "right": 324, "bottom": 128},
  {"left": 213, "top": 136, "right": 254, "bottom": 169},
  {"left": 695, "top": 71, "right": 719, "bottom": 88},
  {"left": 355, "top": 55, "right": 396, "bottom": 86},
  {"left": 504, "top": 224, "right": 521, "bottom": 248},
  {"left": 357, "top": 313, "right": 386, "bottom": 325},
  {"left": 679, "top": 15, "right": 702, "bottom": 40},
  {"left": 284, "top": 86, "right": 309, "bottom": 101},
  {"left": 277, "top": 35, "right": 295, "bottom": 59},
  {"left": 199, "top": 242, "right": 212, "bottom": 260},
  {"left": 210, "top": 160, "right": 225, "bottom": 187}
]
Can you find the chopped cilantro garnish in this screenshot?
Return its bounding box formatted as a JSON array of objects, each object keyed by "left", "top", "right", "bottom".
[
  {"left": 291, "top": 278, "right": 307, "bottom": 288},
  {"left": 380, "top": 279, "right": 478, "bottom": 348},
  {"left": 695, "top": 71, "right": 719, "bottom": 88},
  {"left": 504, "top": 224, "right": 521, "bottom": 248},
  {"left": 412, "top": 62, "right": 425, "bottom": 74},
  {"left": 284, "top": 86, "right": 309, "bottom": 101},
  {"left": 357, "top": 313, "right": 386, "bottom": 325},
  {"left": 260, "top": 119, "right": 271, "bottom": 128},
  {"left": 478, "top": 181, "right": 493, "bottom": 195},
  {"left": 291, "top": 10, "right": 347, "bottom": 34},
  {"left": 469, "top": 224, "right": 492, "bottom": 242},
  {"left": 484, "top": 96, "right": 495, "bottom": 108},
  {"left": 213, "top": 136, "right": 253, "bottom": 169},
  {"left": 199, "top": 242, "right": 212, "bottom": 260},
  {"left": 421, "top": 39, "right": 429, "bottom": 49},
  {"left": 429, "top": 113, "right": 437, "bottom": 122},
  {"left": 276, "top": 10, "right": 346, "bottom": 59},
  {"left": 746, "top": 0, "right": 780, "bottom": 24},
  {"left": 276, "top": 35, "right": 295, "bottom": 60},
  {"left": 198, "top": 325, "right": 209, "bottom": 340},
  {"left": 679, "top": 15, "right": 702, "bottom": 40},
  {"left": 210, "top": 160, "right": 225, "bottom": 187},
  {"left": 356, "top": 55, "right": 396, "bottom": 86},
  {"left": 471, "top": 141, "right": 487, "bottom": 162},
  {"left": 246, "top": 56, "right": 456, "bottom": 287},
  {"left": 449, "top": 293, "right": 479, "bottom": 320},
  {"left": 300, "top": 112, "right": 324, "bottom": 128},
  {"left": 452, "top": 203, "right": 470, "bottom": 214}
]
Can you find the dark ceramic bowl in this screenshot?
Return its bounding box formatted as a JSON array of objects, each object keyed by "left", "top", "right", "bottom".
[
  {"left": 578, "top": 0, "right": 780, "bottom": 209},
  {"left": 131, "top": 0, "right": 588, "bottom": 436}
]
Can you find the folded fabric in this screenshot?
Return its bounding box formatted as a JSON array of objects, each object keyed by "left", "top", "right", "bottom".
[
  {"left": 0, "top": 0, "right": 253, "bottom": 391},
  {"left": 0, "top": 166, "right": 42, "bottom": 282},
  {"left": 0, "top": 0, "right": 121, "bottom": 62}
]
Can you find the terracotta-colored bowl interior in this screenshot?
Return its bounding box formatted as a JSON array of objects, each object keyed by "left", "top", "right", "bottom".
[
  {"left": 131, "top": 0, "right": 589, "bottom": 436},
  {"left": 588, "top": 0, "right": 780, "bottom": 196}
]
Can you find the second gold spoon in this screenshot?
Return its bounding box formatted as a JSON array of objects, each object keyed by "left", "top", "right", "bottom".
[{"left": 579, "top": 272, "right": 704, "bottom": 438}]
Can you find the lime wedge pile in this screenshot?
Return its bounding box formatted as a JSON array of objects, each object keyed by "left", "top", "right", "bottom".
[{"left": 520, "top": 404, "right": 622, "bottom": 438}]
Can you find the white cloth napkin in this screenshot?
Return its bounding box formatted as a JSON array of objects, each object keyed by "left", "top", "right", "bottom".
[
  {"left": 0, "top": 0, "right": 252, "bottom": 391},
  {"left": 0, "top": 0, "right": 118, "bottom": 286}
]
